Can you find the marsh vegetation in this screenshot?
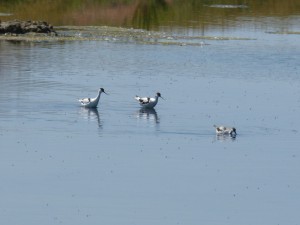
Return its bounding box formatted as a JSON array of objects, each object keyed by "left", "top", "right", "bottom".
[{"left": 1, "top": 0, "right": 300, "bottom": 30}]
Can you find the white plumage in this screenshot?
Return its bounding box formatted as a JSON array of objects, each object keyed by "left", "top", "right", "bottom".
[
  {"left": 135, "top": 92, "right": 164, "bottom": 109},
  {"left": 78, "top": 88, "right": 107, "bottom": 108},
  {"left": 214, "top": 125, "right": 237, "bottom": 136}
]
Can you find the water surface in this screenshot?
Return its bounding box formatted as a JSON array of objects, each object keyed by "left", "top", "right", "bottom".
[{"left": 1, "top": 1, "right": 300, "bottom": 225}]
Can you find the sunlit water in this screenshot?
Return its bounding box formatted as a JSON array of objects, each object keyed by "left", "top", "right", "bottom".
[{"left": 1, "top": 26, "right": 300, "bottom": 225}]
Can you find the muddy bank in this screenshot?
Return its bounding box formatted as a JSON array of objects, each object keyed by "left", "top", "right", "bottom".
[
  {"left": 0, "top": 24, "right": 254, "bottom": 46},
  {"left": 0, "top": 20, "right": 56, "bottom": 35}
]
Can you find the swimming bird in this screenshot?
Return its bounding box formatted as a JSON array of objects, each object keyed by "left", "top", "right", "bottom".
[
  {"left": 135, "top": 92, "right": 164, "bottom": 109},
  {"left": 78, "top": 88, "right": 107, "bottom": 108},
  {"left": 214, "top": 125, "right": 237, "bottom": 136}
]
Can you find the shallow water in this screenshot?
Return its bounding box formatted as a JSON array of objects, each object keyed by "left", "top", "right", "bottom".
[{"left": 1, "top": 8, "right": 300, "bottom": 225}]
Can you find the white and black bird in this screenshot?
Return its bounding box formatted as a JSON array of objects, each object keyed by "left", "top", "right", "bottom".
[
  {"left": 78, "top": 88, "right": 107, "bottom": 108},
  {"left": 214, "top": 125, "right": 237, "bottom": 136},
  {"left": 135, "top": 92, "right": 164, "bottom": 109}
]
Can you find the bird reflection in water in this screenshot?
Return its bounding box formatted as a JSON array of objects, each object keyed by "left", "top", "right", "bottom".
[
  {"left": 137, "top": 108, "right": 160, "bottom": 124},
  {"left": 80, "top": 107, "right": 102, "bottom": 129},
  {"left": 213, "top": 133, "right": 236, "bottom": 143}
]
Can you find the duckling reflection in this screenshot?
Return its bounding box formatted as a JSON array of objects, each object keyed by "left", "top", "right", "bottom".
[
  {"left": 80, "top": 107, "right": 102, "bottom": 128},
  {"left": 137, "top": 108, "right": 159, "bottom": 124},
  {"left": 213, "top": 133, "right": 236, "bottom": 143}
]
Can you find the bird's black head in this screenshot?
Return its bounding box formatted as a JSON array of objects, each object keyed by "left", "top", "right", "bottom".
[
  {"left": 156, "top": 92, "right": 165, "bottom": 100},
  {"left": 231, "top": 127, "right": 237, "bottom": 134},
  {"left": 100, "top": 88, "right": 108, "bottom": 94}
]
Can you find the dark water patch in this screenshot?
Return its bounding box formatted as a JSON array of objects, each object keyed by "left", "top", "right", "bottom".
[{"left": 267, "top": 31, "right": 300, "bottom": 35}]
